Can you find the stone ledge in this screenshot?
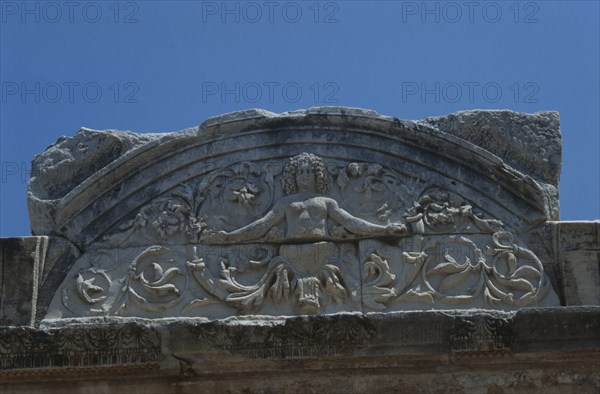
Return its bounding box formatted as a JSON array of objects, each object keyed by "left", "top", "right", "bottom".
[
  {"left": 1, "top": 307, "right": 598, "bottom": 392},
  {"left": 4, "top": 308, "right": 600, "bottom": 367}
]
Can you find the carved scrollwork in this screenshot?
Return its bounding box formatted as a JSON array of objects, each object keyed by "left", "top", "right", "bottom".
[
  {"left": 360, "top": 235, "right": 432, "bottom": 310},
  {"left": 418, "top": 232, "right": 551, "bottom": 307},
  {"left": 48, "top": 155, "right": 560, "bottom": 320},
  {"left": 125, "top": 246, "right": 188, "bottom": 312},
  {"left": 361, "top": 253, "right": 397, "bottom": 309},
  {"left": 485, "top": 231, "right": 551, "bottom": 306},
  {"left": 60, "top": 250, "right": 126, "bottom": 316},
  {"left": 363, "top": 231, "right": 554, "bottom": 310},
  {"left": 187, "top": 242, "right": 353, "bottom": 314},
  {"left": 101, "top": 161, "right": 278, "bottom": 248},
  {"left": 421, "top": 235, "right": 490, "bottom": 304}
]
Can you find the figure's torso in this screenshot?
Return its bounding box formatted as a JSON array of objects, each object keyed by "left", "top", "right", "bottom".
[{"left": 283, "top": 196, "right": 330, "bottom": 239}]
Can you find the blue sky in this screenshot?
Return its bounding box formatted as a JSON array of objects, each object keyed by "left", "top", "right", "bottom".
[{"left": 1, "top": 0, "right": 599, "bottom": 237}]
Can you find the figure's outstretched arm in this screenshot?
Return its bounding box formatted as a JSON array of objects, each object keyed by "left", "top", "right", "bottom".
[
  {"left": 204, "top": 204, "right": 285, "bottom": 243},
  {"left": 327, "top": 199, "right": 408, "bottom": 237}
]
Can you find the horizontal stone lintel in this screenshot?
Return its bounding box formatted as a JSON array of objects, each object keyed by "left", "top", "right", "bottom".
[{"left": 1, "top": 307, "right": 598, "bottom": 375}]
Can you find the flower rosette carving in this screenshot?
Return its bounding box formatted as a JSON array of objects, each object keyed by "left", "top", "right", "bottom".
[
  {"left": 117, "top": 325, "right": 161, "bottom": 352},
  {"left": 87, "top": 329, "right": 119, "bottom": 351},
  {"left": 61, "top": 263, "right": 113, "bottom": 316},
  {"left": 124, "top": 246, "right": 188, "bottom": 313},
  {"left": 151, "top": 199, "right": 189, "bottom": 238},
  {"left": 198, "top": 161, "right": 278, "bottom": 231},
  {"left": 75, "top": 270, "right": 111, "bottom": 304}
]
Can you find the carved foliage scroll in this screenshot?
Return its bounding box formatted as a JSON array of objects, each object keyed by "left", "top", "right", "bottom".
[
  {"left": 47, "top": 155, "right": 560, "bottom": 320},
  {"left": 360, "top": 189, "right": 558, "bottom": 311}
]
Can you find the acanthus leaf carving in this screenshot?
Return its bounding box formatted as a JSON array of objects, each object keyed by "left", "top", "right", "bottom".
[
  {"left": 100, "top": 161, "right": 279, "bottom": 248},
  {"left": 361, "top": 253, "right": 397, "bottom": 309},
  {"left": 188, "top": 245, "right": 353, "bottom": 314},
  {"left": 100, "top": 188, "right": 207, "bottom": 247},
  {"left": 123, "top": 246, "right": 188, "bottom": 313},
  {"left": 450, "top": 315, "right": 515, "bottom": 354},
  {"left": 406, "top": 188, "right": 504, "bottom": 235},
  {"left": 47, "top": 154, "right": 560, "bottom": 320}
]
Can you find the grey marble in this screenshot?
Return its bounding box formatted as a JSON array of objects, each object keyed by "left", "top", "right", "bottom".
[
  {"left": 1, "top": 107, "right": 598, "bottom": 393},
  {"left": 20, "top": 108, "right": 572, "bottom": 319}
]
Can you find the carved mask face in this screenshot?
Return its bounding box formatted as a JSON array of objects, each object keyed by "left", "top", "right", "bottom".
[{"left": 295, "top": 161, "right": 317, "bottom": 192}]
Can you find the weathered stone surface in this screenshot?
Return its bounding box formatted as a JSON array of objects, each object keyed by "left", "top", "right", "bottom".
[
  {"left": 19, "top": 108, "right": 571, "bottom": 320},
  {"left": 0, "top": 237, "right": 81, "bottom": 326},
  {"left": 34, "top": 237, "right": 80, "bottom": 323},
  {"left": 1, "top": 107, "right": 599, "bottom": 392},
  {"left": 422, "top": 110, "right": 562, "bottom": 186},
  {"left": 1, "top": 308, "right": 598, "bottom": 393},
  {"left": 27, "top": 128, "right": 176, "bottom": 236},
  {"left": 42, "top": 154, "right": 560, "bottom": 319},
  {"left": 0, "top": 237, "right": 47, "bottom": 327},
  {"left": 556, "top": 221, "right": 600, "bottom": 305}
]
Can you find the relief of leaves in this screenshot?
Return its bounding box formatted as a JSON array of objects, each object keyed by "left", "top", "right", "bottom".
[
  {"left": 510, "top": 265, "right": 541, "bottom": 281},
  {"left": 138, "top": 263, "right": 182, "bottom": 296},
  {"left": 491, "top": 249, "right": 541, "bottom": 296},
  {"left": 427, "top": 251, "right": 470, "bottom": 276},
  {"left": 438, "top": 263, "right": 477, "bottom": 294},
  {"left": 502, "top": 277, "right": 535, "bottom": 294},
  {"left": 363, "top": 253, "right": 396, "bottom": 287},
  {"left": 88, "top": 329, "right": 118, "bottom": 350}
]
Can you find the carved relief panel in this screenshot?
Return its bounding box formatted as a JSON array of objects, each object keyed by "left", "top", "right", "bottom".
[{"left": 46, "top": 153, "right": 559, "bottom": 320}]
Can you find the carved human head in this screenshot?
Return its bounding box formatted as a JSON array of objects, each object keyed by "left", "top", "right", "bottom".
[{"left": 282, "top": 153, "right": 332, "bottom": 194}]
